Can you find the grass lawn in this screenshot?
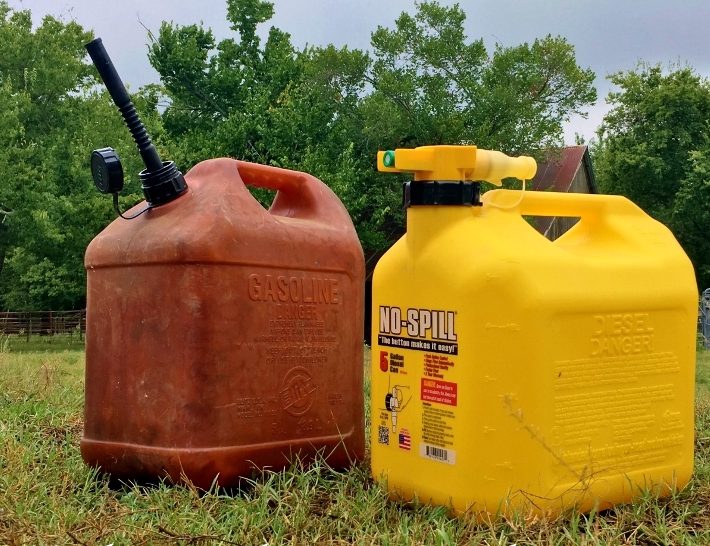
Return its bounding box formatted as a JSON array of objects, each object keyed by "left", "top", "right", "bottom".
[{"left": 0, "top": 340, "right": 708, "bottom": 545}]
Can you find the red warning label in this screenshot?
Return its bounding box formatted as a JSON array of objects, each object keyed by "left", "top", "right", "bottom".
[{"left": 420, "top": 379, "right": 458, "bottom": 406}]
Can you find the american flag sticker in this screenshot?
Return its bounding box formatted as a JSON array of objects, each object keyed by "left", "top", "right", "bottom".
[{"left": 398, "top": 428, "right": 411, "bottom": 450}]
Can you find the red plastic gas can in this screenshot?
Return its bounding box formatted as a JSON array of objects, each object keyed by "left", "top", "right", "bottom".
[{"left": 82, "top": 158, "right": 365, "bottom": 487}]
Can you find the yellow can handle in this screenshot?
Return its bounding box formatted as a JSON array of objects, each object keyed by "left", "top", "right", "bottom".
[
  {"left": 483, "top": 189, "right": 642, "bottom": 218},
  {"left": 377, "top": 145, "right": 537, "bottom": 185}
]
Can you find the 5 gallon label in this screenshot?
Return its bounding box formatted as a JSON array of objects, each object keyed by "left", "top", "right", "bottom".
[{"left": 376, "top": 305, "right": 459, "bottom": 465}]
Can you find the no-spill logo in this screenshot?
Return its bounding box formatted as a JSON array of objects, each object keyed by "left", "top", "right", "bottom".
[{"left": 379, "top": 306, "right": 457, "bottom": 341}]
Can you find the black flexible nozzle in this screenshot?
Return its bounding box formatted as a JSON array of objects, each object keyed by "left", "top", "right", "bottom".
[{"left": 85, "top": 37, "right": 187, "bottom": 207}]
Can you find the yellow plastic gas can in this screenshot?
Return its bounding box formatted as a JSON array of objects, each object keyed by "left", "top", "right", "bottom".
[{"left": 370, "top": 145, "right": 697, "bottom": 519}]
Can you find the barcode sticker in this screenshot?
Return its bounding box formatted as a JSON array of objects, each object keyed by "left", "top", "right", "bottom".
[{"left": 420, "top": 443, "right": 456, "bottom": 465}]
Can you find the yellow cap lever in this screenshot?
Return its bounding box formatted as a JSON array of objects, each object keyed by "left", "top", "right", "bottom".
[{"left": 377, "top": 145, "right": 536, "bottom": 186}]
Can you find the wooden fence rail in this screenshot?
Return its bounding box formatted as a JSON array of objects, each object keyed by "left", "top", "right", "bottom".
[{"left": 0, "top": 310, "right": 86, "bottom": 339}]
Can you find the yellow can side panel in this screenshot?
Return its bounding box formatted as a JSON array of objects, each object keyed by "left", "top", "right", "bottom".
[{"left": 370, "top": 191, "right": 696, "bottom": 518}]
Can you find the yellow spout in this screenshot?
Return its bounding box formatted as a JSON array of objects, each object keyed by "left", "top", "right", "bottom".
[{"left": 377, "top": 145, "right": 537, "bottom": 185}]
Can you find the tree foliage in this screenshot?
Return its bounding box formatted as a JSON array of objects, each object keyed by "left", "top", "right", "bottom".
[
  {"left": 594, "top": 65, "right": 710, "bottom": 287},
  {"left": 365, "top": 4, "right": 596, "bottom": 153},
  {"left": 672, "top": 145, "right": 710, "bottom": 287},
  {"left": 594, "top": 65, "right": 710, "bottom": 222},
  {"left": 1, "top": 0, "right": 596, "bottom": 310},
  {"left": 149, "top": 0, "right": 596, "bottom": 253},
  {"left": 0, "top": 2, "right": 161, "bottom": 309}
]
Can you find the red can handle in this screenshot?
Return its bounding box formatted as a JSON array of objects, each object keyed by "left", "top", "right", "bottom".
[{"left": 236, "top": 160, "right": 347, "bottom": 224}]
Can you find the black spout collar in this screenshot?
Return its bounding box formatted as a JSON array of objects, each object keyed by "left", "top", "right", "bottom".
[
  {"left": 139, "top": 161, "right": 188, "bottom": 207},
  {"left": 404, "top": 181, "right": 481, "bottom": 208}
]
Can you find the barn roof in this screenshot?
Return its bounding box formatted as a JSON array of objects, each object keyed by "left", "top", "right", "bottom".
[
  {"left": 529, "top": 145, "right": 597, "bottom": 193},
  {"left": 527, "top": 145, "right": 597, "bottom": 237}
]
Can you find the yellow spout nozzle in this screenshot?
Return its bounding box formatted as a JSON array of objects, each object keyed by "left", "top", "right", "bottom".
[
  {"left": 377, "top": 145, "right": 537, "bottom": 185},
  {"left": 472, "top": 149, "right": 537, "bottom": 185}
]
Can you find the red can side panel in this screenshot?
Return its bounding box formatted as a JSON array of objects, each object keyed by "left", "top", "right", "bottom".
[{"left": 83, "top": 159, "right": 364, "bottom": 487}]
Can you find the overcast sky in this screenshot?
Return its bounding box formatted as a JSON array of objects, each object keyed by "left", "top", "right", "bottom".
[{"left": 9, "top": 0, "right": 710, "bottom": 144}]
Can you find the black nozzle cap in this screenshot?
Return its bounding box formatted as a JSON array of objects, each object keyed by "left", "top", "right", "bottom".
[
  {"left": 91, "top": 148, "right": 124, "bottom": 193},
  {"left": 139, "top": 161, "right": 188, "bottom": 207}
]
